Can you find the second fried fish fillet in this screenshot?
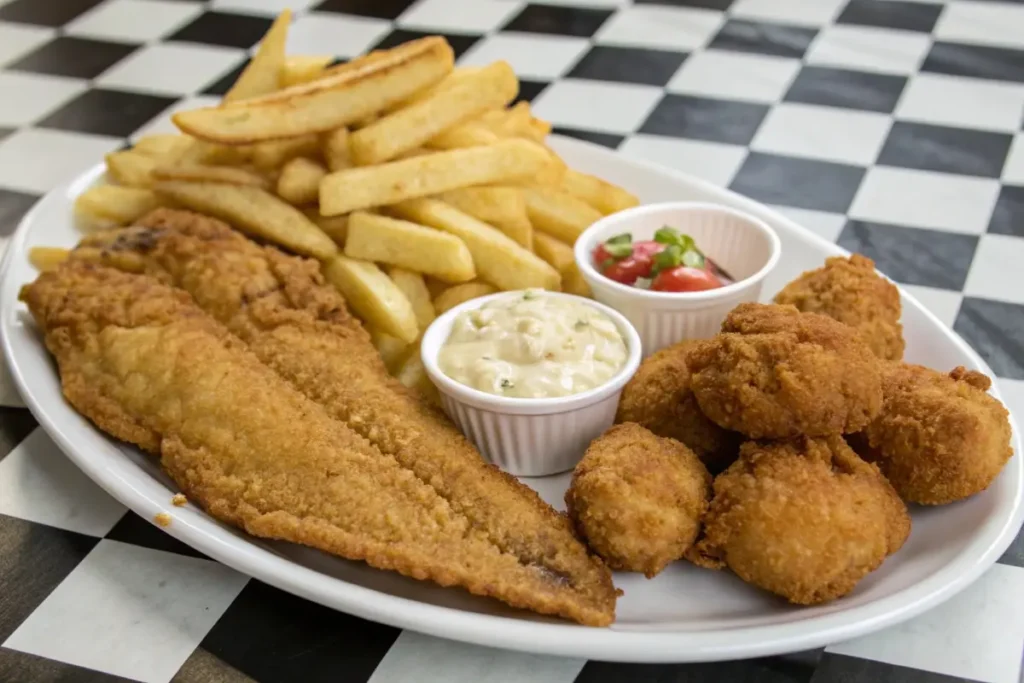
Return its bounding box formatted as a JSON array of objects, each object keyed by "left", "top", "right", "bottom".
[
  {"left": 21, "top": 264, "right": 614, "bottom": 625},
  {"left": 75, "top": 208, "right": 616, "bottom": 621}
]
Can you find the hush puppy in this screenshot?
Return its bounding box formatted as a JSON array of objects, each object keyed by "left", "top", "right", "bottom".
[
  {"left": 688, "top": 303, "right": 883, "bottom": 439},
  {"left": 774, "top": 254, "right": 905, "bottom": 361},
  {"left": 566, "top": 423, "right": 711, "bottom": 578},
  {"left": 856, "top": 363, "right": 1013, "bottom": 505},
  {"left": 616, "top": 339, "right": 741, "bottom": 473},
  {"left": 689, "top": 436, "right": 910, "bottom": 605}
]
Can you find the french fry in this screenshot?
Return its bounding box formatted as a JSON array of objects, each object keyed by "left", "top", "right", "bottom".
[
  {"left": 349, "top": 61, "right": 518, "bottom": 165},
  {"left": 395, "top": 352, "right": 440, "bottom": 406},
  {"left": 223, "top": 9, "right": 290, "bottom": 103},
  {"left": 177, "top": 139, "right": 253, "bottom": 166},
  {"left": 132, "top": 134, "right": 194, "bottom": 161},
  {"left": 250, "top": 134, "right": 320, "bottom": 169},
  {"left": 425, "top": 276, "right": 449, "bottom": 299},
  {"left": 387, "top": 267, "right": 436, "bottom": 330},
  {"left": 368, "top": 326, "right": 413, "bottom": 373},
  {"left": 439, "top": 186, "right": 532, "bottom": 248},
  {"left": 154, "top": 181, "right": 337, "bottom": 259},
  {"left": 322, "top": 254, "right": 419, "bottom": 343},
  {"left": 523, "top": 187, "right": 602, "bottom": 244},
  {"left": 75, "top": 185, "right": 165, "bottom": 226},
  {"left": 479, "top": 101, "right": 532, "bottom": 139},
  {"left": 281, "top": 54, "right": 334, "bottom": 87},
  {"left": 433, "top": 282, "right": 497, "bottom": 314},
  {"left": 562, "top": 263, "right": 592, "bottom": 297},
  {"left": 390, "top": 198, "right": 559, "bottom": 291},
  {"left": 560, "top": 168, "right": 639, "bottom": 215},
  {"left": 533, "top": 232, "right": 590, "bottom": 297},
  {"left": 320, "top": 127, "right": 351, "bottom": 172},
  {"left": 345, "top": 211, "right": 475, "bottom": 283},
  {"left": 105, "top": 150, "right": 157, "bottom": 187},
  {"left": 384, "top": 66, "right": 484, "bottom": 114},
  {"left": 276, "top": 156, "right": 326, "bottom": 205},
  {"left": 151, "top": 162, "right": 269, "bottom": 188},
  {"left": 320, "top": 138, "right": 552, "bottom": 214},
  {"left": 302, "top": 209, "right": 348, "bottom": 246},
  {"left": 525, "top": 116, "right": 551, "bottom": 142},
  {"left": 28, "top": 247, "right": 71, "bottom": 272},
  {"left": 425, "top": 122, "right": 499, "bottom": 150},
  {"left": 173, "top": 37, "right": 454, "bottom": 143}
]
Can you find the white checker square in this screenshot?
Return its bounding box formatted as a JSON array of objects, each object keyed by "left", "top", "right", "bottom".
[
  {"left": 286, "top": 12, "right": 392, "bottom": 59},
  {"left": 900, "top": 284, "right": 963, "bottom": 328},
  {"left": 458, "top": 33, "right": 589, "bottom": 80},
  {"left": 827, "top": 564, "right": 1024, "bottom": 683},
  {"left": 130, "top": 94, "right": 223, "bottom": 139},
  {"left": 667, "top": 50, "right": 800, "bottom": 104},
  {"left": 516, "top": 0, "right": 624, "bottom": 6},
  {"left": 0, "top": 129, "right": 122, "bottom": 194},
  {"left": 4, "top": 540, "right": 249, "bottom": 683},
  {"left": 96, "top": 43, "right": 245, "bottom": 96},
  {"left": 0, "top": 429, "right": 126, "bottom": 536},
  {"left": 531, "top": 79, "right": 663, "bottom": 134},
  {"left": 0, "top": 23, "right": 56, "bottom": 68},
  {"left": 849, "top": 166, "right": 1000, "bottom": 235},
  {"left": 398, "top": 0, "right": 523, "bottom": 33},
  {"left": 0, "top": 72, "right": 87, "bottom": 127},
  {"left": 212, "top": 0, "right": 320, "bottom": 15},
  {"left": 769, "top": 205, "right": 847, "bottom": 243},
  {"left": 66, "top": 0, "right": 203, "bottom": 43},
  {"left": 595, "top": 5, "right": 724, "bottom": 52},
  {"left": 806, "top": 25, "right": 932, "bottom": 75},
  {"left": 896, "top": 73, "right": 1024, "bottom": 134},
  {"left": 964, "top": 234, "right": 1024, "bottom": 305},
  {"left": 1000, "top": 133, "right": 1024, "bottom": 184},
  {"left": 751, "top": 103, "right": 892, "bottom": 166},
  {"left": 730, "top": 0, "right": 847, "bottom": 27},
  {"left": 620, "top": 134, "right": 748, "bottom": 188},
  {"left": 935, "top": 1, "right": 1024, "bottom": 51}
]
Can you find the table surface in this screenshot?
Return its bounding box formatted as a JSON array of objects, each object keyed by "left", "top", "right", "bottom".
[{"left": 1, "top": 0, "right": 1023, "bottom": 681}]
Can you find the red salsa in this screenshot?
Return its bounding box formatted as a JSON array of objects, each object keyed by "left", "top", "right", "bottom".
[{"left": 591, "top": 227, "right": 731, "bottom": 293}]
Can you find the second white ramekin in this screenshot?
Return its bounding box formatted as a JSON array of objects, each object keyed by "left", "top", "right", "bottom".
[{"left": 420, "top": 290, "right": 642, "bottom": 477}]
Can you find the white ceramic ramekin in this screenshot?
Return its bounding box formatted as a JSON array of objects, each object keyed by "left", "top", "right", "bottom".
[
  {"left": 574, "top": 202, "right": 781, "bottom": 357},
  {"left": 420, "top": 290, "right": 642, "bottom": 477}
]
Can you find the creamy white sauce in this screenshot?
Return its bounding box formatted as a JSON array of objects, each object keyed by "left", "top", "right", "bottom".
[{"left": 438, "top": 291, "right": 628, "bottom": 399}]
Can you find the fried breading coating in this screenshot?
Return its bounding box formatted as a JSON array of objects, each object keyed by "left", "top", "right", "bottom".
[
  {"left": 615, "top": 340, "right": 741, "bottom": 473},
  {"left": 688, "top": 303, "right": 883, "bottom": 439},
  {"left": 689, "top": 436, "right": 910, "bottom": 605},
  {"left": 856, "top": 363, "right": 1013, "bottom": 505},
  {"left": 566, "top": 423, "right": 711, "bottom": 578},
  {"left": 774, "top": 254, "right": 904, "bottom": 361}
]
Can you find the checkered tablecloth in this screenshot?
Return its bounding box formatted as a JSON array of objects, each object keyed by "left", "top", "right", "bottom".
[{"left": 0, "top": 0, "right": 1023, "bottom": 681}]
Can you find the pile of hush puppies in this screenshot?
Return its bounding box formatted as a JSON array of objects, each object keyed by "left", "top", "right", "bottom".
[{"left": 565, "top": 254, "right": 1015, "bottom": 605}]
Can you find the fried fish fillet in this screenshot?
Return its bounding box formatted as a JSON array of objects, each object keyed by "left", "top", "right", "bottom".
[
  {"left": 21, "top": 263, "right": 614, "bottom": 625},
  {"left": 73, "top": 208, "right": 616, "bottom": 623}
]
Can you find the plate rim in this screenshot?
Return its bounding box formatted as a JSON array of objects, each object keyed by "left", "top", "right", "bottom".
[{"left": 1, "top": 136, "right": 1021, "bottom": 663}]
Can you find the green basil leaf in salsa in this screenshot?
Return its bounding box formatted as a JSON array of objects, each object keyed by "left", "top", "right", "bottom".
[{"left": 603, "top": 233, "right": 634, "bottom": 258}]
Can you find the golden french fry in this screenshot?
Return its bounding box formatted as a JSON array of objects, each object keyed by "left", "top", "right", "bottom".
[
  {"left": 320, "top": 127, "right": 351, "bottom": 172},
  {"left": 105, "top": 150, "right": 157, "bottom": 187},
  {"left": 151, "top": 162, "right": 268, "bottom": 188},
  {"left": 28, "top": 247, "right": 71, "bottom": 272},
  {"left": 75, "top": 185, "right": 165, "bottom": 226},
  {"left": 562, "top": 264, "right": 591, "bottom": 297},
  {"left": 479, "top": 101, "right": 534, "bottom": 139},
  {"left": 349, "top": 61, "right": 518, "bottom": 165},
  {"left": 533, "top": 232, "right": 590, "bottom": 297},
  {"left": 425, "top": 276, "right": 449, "bottom": 299},
  {"left": 132, "top": 134, "right": 194, "bottom": 161},
  {"left": 250, "top": 134, "right": 320, "bottom": 169},
  {"left": 281, "top": 54, "right": 334, "bottom": 87},
  {"left": 368, "top": 326, "right": 413, "bottom": 373},
  {"left": 154, "top": 180, "right": 337, "bottom": 259},
  {"left": 311, "top": 212, "right": 348, "bottom": 246},
  {"left": 176, "top": 139, "right": 254, "bottom": 166},
  {"left": 425, "top": 122, "right": 499, "bottom": 150},
  {"left": 173, "top": 37, "right": 453, "bottom": 144},
  {"left": 322, "top": 254, "right": 419, "bottom": 343},
  {"left": 560, "top": 168, "right": 639, "bottom": 215},
  {"left": 223, "top": 9, "right": 290, "bottom": 103},
  {"left": 320, "top": 138, "right": 552, "bottom": 215},
  {"left": 395, "top": 351, "right": 440, "bottom": 406},
  {"left": 439, "top": 185, "right": 532, "bottom": 248},
  {"left": 345, "top": 211, "right": 475, "bottom": 283},
  {"left": 433, "top": 282, "right": 497, "bottom": 314},
  {"left": 276, "top": 156, "right": 326, "bottom": 205},
  {"left": 384, "top": 66, "right": 485, "bottom": 114},
  {"left": 523, "top": 187, "right": 602, "bottom": 244},
  {"left": 390, "top": 198, "right": 559, "bottom": 291},
  {"left": 387, "top": 266, "right": 436, "bottom": 330}
]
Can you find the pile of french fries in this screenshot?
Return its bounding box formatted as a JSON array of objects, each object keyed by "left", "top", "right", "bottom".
[{"left": 30, "top": 11, "right": 639, "bottom": 401}]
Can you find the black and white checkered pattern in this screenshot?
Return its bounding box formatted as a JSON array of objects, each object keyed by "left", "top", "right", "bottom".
[{"left": 0, "top": 0, "right": 1023, "bottom": 681}]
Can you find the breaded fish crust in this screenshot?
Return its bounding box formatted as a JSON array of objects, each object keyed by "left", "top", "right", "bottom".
[{"left": 21, "top": 264, "right": 611, "bottom": 623}]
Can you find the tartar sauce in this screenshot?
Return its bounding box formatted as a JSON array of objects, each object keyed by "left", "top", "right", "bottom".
[{"left": 438, "top": 291, "right": 628, "bottom": 399}]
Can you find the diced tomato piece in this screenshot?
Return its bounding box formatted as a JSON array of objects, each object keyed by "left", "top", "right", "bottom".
[
  {"left": 592, "top": 243, "right": 616, "bottom": 266},
  {"left": 632, "top": 240, "right": 665, "bottom": 259},
  {"left": 651, "top": 266, "right": 722, "bottom": 292},
  {"left": 602, "top": 255, "right": 654, "bottom": 285}
]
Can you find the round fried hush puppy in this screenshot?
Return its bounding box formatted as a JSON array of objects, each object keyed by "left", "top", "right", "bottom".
[
  {"left": 774, "top": 254, "right": 905, "bottom": 361},
  {"left": 616, "top": 339, "right": 742, "bottom": 473},
  {"left": 688, "top": 303, "right": 883, "bottom": 439},
  {"left": 858, "top": 363, "right": 1013, "bottom": 505},
  {"left": 566, "top": 423, "right": 711, "bottom": 578},
  {"left": 689, "top": 436, "right": 910, "bottom": 605}
]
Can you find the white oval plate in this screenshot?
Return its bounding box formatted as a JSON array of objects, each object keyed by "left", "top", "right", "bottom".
[{"left": 1, "top": 136, "right": 1021, "bottom": 663}]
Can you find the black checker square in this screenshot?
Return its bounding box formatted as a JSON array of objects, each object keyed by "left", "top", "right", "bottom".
[
  {"left": 877, "top": 122, "right": 1012, "bottom": 178},
  {"left": 708, "top": 19, "right": 818, "bottom": 60},
  {"left": 313, "top": 0, "right": 419, "bottom": 20},
  {"left": 923, "top": 42, "right": 1024, "bottom": 85},
  {"left": 372, "top": 29, "right": 479, "bottom": 60},
  {"left": 731, "top": 153, "right": 866, "bottom": 214},
  {"left": 567, "top": 46, "right": 687, "bottom": 87},
  {"left": 954, "top": 297, "right": 1024, "bottom": 380},
  {"left": 577, "top": 652, "right": 820, "bottom": 683},
  {"left": 837, "top": 0, "right": 943, "bottom": 34},
  {"left": 37, "top": 88, "right": 178, "bottom": 138},
  {"left": 785, "top": 66, "right": 908, "bottom": 114},
  {"left": 813, "top": 653, "right": 981, "bottom": 683},
  {"left": 0, "top": 0, "right": 105, "bottom": 27},
  {"left": 551, "top": 127, "right": 624, "bottom": 149},
  {"left": 0, "top": 409, "right": 37, "bottom": 461},
  {"left": 0, "top": 188, "right": 40, "bottom": 238},
  {"left": 7, "top": 36, "right": 138, "bottom": 80},
  {"left": 503, "top": 4, "right": 613, "bottom": 38},
  {"left": 987, "top": 185, "right": 1024, "bottom": 238},
  {"left": 639, "top": 94, "right": 769, "bottom": 146},
  {"left": 514, "top": 79, "right": 550, "bottom": 105},
  {"left": 200, "top": 58, "right": 251, "bottom": 97},
  {"left": 168, "top": 11, "right": 274, "bottom": 49},
  {"left": 838, "top": 220, "right": 978, "bottom": 291},
  {"left": 1000, "top": 524, "right": 1023, "bottom": 568},
  {"left": 104, "top": 512, "right": 209, "bottom": 561},
  {"left": 634, "top": 0, "right": 736, "bottom": 9},
  {"left": 0, "top": 648, "right": 136, "bottom": 683}
]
